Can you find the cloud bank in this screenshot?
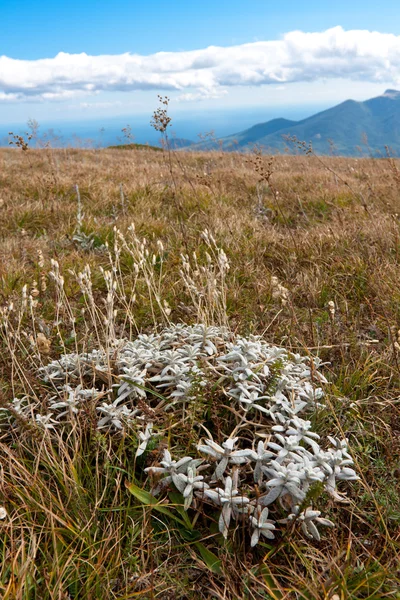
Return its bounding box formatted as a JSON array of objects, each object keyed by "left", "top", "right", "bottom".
[{"left": 1, "top": 26, "right": 400, "bottom": 102}]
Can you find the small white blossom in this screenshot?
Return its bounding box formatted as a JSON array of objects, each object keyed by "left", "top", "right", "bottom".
[
  {"left": 177, "top": 467, "right": 209, "bottom": 509},
  {"left": 250, "top": 506, "right": 276, "bottom": 546},
  {"left": 96, "top": 400, "right": 137, "bottom": 430},
  {"left": 1, "top": 321, "right": 357, "bottom": 543},
  {"left": 246, "top": 441, "right": 275, "bottom": 484},
  {"left": 280, "top": 506, "right": 334, "bottom": 541},
  {"left": 261, "top": 461, "right": 306, "bottom": 506},
  {"left": 197, "top": 437, "right": 251, "bottom": 480},
  {"left": 204, "top": 475, "right": 250, "bottom": 538},
  {"left": 35, "top": 413, "right": 58, "bottom": 430},
  {"left": 135, "top": 422, "right": 154, "bottom": 457},
  {"left": 145, "top": 449, "right": 202, "bottom": 495}
]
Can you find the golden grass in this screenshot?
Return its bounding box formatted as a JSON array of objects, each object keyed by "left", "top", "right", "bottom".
[{"left": 1, "top": 145, "right": 400, "bottom": 599}]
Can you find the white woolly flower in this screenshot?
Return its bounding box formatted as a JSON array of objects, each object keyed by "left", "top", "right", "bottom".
[
  {"left": 176, "top": 467, "right": 209, "bottom": 509},
  {"left": 96, "top": 400, "right": 137, "bottom": 430},
  {"left": 6, "top": 320, "right": 358, "bottom": 542},
  {"left": 280, "top": 506, "right": 335, "bottom": 541},
  {"left": 34, "top": 413, "right": 58, "bottom": 430},
  {"left": 135, "top": 422, "right": 154, "bottom": 457},
  {"left": 0, "top": 396, "right": 31, "bottom": 418},
  {"left": 250, "top": 506, "right": 276, "bottom": 546},
  {"left": 145, "top": 449, "right": 203, "bottom": 495},
  {"left": 245, "top": 440, "right": 275, "bottom": 484},
  {"left": 261, "top": 461, "right": 306, "bottom": 506},
  {"left": 204, "top": 475, "right": 249, "bottom": 538},
  {"left": 49, "top": 384, "right": 102, "bottom": 419},
  {"left": 197, "top": 437, "right": 252, "bottom": 480}
]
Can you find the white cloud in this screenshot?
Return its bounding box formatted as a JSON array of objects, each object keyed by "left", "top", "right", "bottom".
[
  {"left": 0, "top": 91, "right": 21, "bottom": 102},
  {"left": 78, "top": 100, "right": 123, "bottom": 110},
  {"left": 177, "top": 88, "right": 228, "bottom": 102},
  {"left": 1, "top": 26, "right": 400, "bottom": 102}
]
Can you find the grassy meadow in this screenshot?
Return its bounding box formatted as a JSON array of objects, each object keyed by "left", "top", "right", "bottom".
[{"left": 0, "top": 142, "right": 400, "bottom": 599}]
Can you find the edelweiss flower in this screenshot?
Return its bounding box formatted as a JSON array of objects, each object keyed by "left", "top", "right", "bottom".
[
  {"left": 246, "top": 440, "right": 274, "bottom": 484},
  {"left": 34, "top": 413, "right": 58, "bottom": 430},
  {"left": 29, "top": 321, "right": 358, "bottom": 541},
  {"left": 267, "top": 390, "right": 299, "bottom": 423},
  {"left": 227, "top": 383, "right": 270, "bottom": 412},
  {"left": 298, "top": 456, "right": 325, "bottom": 490},
  {"left": 0, "top": 396, "right": 31, "bottom": 418},
  {"left": 297, "top": 382, "right": 324, "bottom": 404},
  {"left": 197, "top": 437, "right": 251, "bottom": 480},
  {"left": 49, "top": 384, "right": 102, "bottom": 419},
  {"left": 117, "top": 368, "right": 147, "bottom": 402},
  {"left": 145, "top": 449, "right": 202, "bottom": 495},
  {"left": 96, "top": 400, "right": 137, "bottom": 430},
  {"left": 280, "top": 506, "right": 334, "bottom": 541},
  {"left": 204, "top": 475, "right": 249, "bottom": 538},
  {"left": 324, "top": 438, "right": 359, "bottom": 498},
  {"left": 135, "top": 422, "right": 154, "bottom": 458},
  {"left": 268, "top": 434, "right": 307, "bottom": 463},
  {"left": 261, "top": 461, "right": 306, "bottom": 506},
  {"left": 250, "top": 506, "right": 276, "bottom": 546},
  {"left": 273, "top": 417, "right": 321, "bottom": 452},
  {"left": 177, "top": 467, "right": 209, "bottom": 509}
]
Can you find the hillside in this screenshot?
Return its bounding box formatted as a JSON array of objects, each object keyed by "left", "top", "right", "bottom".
[
  {"left": 193, "top": 90, "right": 400, "bottom": 155},
  {"left": 1, "top": 147, "right": 400, "bottom": 598},
  {"left": 210, "top": 118, "right": 298, "bottom": 150}
]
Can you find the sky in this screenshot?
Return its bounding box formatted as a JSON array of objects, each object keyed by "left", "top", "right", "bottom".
[{"left": 1, "top": 0, "right": 400, "bottom": 132}]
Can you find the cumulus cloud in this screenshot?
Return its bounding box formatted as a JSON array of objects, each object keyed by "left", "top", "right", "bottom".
[
  {"left": 176, "top": 88, "right": 228, "bottom": 102},
  {"left": 1, "top": 26, "right": 400, "bottom": 102},
  {"left": 78, "top": 100, "right": 123, "bottom": 110}
]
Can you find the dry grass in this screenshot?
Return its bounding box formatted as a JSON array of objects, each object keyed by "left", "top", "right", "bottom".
[{"left": 1, "top": 145, "right": 400, "bottom": 599}]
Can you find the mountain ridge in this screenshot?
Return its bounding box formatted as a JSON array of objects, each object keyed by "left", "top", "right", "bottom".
[{"left": 191, "top": 90, "right": 400, "bottom": 156}]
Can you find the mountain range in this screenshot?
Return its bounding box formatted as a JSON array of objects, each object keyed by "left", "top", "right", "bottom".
[
  {"left": 2, "top": 91, "right": 400, "bottom": 156},
  {"left": 191, "top": 90, "right": 400, "bottom": 156}
]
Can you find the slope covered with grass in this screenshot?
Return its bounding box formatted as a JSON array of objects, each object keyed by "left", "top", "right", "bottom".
[{"left": 0, "top": 145, "right": 400, "bottom": 599}]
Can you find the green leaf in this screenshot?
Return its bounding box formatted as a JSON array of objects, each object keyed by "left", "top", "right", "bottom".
[
  {"left": 168, "top": 491, "right": 193, "bottom": 529},
  {"left": 126, "top": 481, "right": 186, "bottom": 526},
  {"left": 126, "top": 480, "right": 157, "bottom": 504},
  {"left": 120, "top": 378, "right": 168, "bottom": 403},
  {"left": 127, "top": 482, "right": 222, "bottom": 574},
  {"left": 178, "top": 527, "right": 201, "bottom": 542},
  {"left": 259, "top": 566, "right": 284, "bottom": 600},
  {"left": 194, "top": 542, "right": 222, "bottom": 575}
]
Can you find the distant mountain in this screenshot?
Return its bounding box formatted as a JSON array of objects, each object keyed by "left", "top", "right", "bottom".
[
  {"left": 108, "top": 142, "right": 163, "bottom": 152},
  {"left": 216, "top": 118, "right": 297, "bottom": 150},
  {"left": 168, "top": 138, "right": 194, "bottom": 149},
  {"left": 108, "top": 138, "right": 194, "bottom": 151},
  {"left": 192, "top": 90, "right": 400, "bottom": 156}
]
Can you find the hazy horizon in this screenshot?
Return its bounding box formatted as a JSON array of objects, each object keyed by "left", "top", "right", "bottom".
[{"left": 0, "top": 102, "right": 331, "bottom": 148}]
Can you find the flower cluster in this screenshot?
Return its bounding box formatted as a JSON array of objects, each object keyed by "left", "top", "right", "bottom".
[{"left": 1, "top": 323, "right": 358, "bottom": 545}]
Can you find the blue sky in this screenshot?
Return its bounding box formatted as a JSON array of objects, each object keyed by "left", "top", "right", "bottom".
[
  {"left": 2, "top": 0, "right": 400, "bottom": 58},
  {"left": 1, "top": 0, "right": 400, "bottom": 129}
]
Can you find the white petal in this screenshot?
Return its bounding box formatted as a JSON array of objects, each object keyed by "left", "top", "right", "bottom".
[
  {"left": 307, "top": 520, "right": 321, "bottom": 541},
  {"left": 250, "top": 529, "right": 260, "bottom": 547}
]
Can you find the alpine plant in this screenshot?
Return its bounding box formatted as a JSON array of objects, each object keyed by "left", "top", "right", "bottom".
[{"left": 1, "top": 323, "right": 358, "bottom": 546}]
